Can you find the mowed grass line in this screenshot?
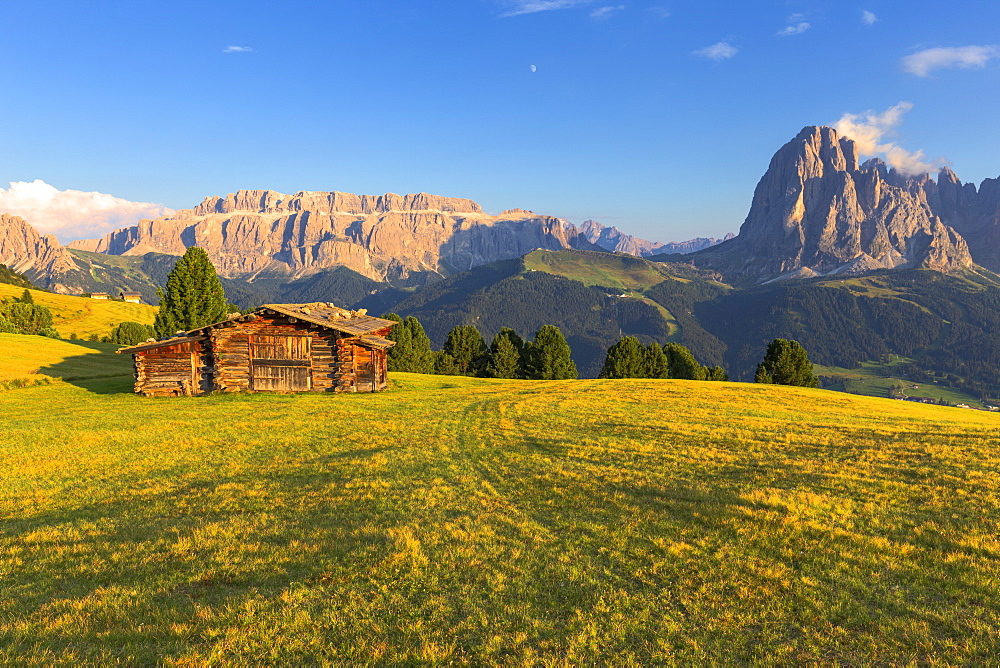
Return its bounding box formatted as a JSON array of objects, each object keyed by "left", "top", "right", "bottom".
[
  {"left": 2, "top": 373, "right": 1000, "bottom": 663},
  {"left": 0, "top": 284, "right": 156, "bottom": 338}
]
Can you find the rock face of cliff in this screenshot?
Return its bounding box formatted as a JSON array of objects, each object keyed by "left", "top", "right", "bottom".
[
  {"left": 69, "top": 190, "right": 599, "bottom": 283},
  {"left": 0, "top": 214, "right": 80, "bottom": 289},
  {"left": 578, "top": 219, "right": 731, "bottom": 257},
  {"left": 692, "top": 126, "right": 978, "bottom": 281}
]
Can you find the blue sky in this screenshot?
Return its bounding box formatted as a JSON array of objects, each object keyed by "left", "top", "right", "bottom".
[{"left": 1, "top": 0, "right": 999, "bottom": 243}]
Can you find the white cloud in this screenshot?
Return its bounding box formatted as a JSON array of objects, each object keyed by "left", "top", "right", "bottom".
[
  {"left": 0, "top": 180, "right": 174, "bottom": 243},
  {"left": 500, "top": 0, "right": 589, "bottom": 17},
  {"left": 901, "top": 45, "right": 999, "bottom": 76},
  {"left": 223, "top": 45, "right": 254, "bottom": 53},
  {"left": 834, "top": 101, "right": 939, "bottom": 175},
  {"left": 693, "top": 42, "right": 738, "bottom": 61},
  {"left": 861, "top": 10, "right": 877, "bottom": 26},
  {"left": 530, "top": 64, "right": 537, "bottom": 72},
  {"left": 647, "top": 6, "right": 670, "bottom": 19},
  {"left": 590, "top": 5, "right": 624, "bottom": 19},
  {"left": 777, "top": 22, "right": 811, "bottom": 36}
]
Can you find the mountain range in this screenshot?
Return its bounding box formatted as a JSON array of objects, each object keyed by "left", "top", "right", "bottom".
[{"left": 4, "top": 124, "right": 1000, "bottom": 394}]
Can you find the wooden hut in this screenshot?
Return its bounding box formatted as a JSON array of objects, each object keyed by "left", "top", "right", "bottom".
[
  {"left": 119, "top": 291, "right": 142, "bottom": 303},
  {"left": 116, "top": 303, "right": 396, "bottom": 397}
]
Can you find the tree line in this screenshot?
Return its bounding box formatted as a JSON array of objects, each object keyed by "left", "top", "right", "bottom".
[{"left": 384, "top": 315, "right": 577, "bottom": 380}]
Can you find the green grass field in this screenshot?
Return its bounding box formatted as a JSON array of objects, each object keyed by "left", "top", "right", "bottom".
[
  {"left": 0, "top": 284, "right": 156, "bottom": 339},
  {"left": 816, "top": 360, "right": 986, "bottom": 407},
  {"left": 0, "top": 333, "right": 132, "bottom": 387},
  {"left": 524, "top": 249, "right": 672, "bottom": 292},
  {"left": 3, "top": 340, "right": 1000, "bottom": 663}
]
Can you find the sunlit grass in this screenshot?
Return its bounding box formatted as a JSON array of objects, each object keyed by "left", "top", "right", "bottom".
[
  {"left": 0, "top": 284, "right": 156, "bottom": 339},
  {"left": 2, "top": 363, "right": 1000, "bottom": 663},
  {"left": 0, "top": 333, "right": 131, "bottom": 386}
]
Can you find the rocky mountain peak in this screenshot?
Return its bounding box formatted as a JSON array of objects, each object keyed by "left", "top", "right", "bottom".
[{"left": 691, "top": 125, "right": 976, "bottom": 281}]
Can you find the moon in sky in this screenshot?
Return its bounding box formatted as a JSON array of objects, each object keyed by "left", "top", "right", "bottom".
[{"left": 530, "top": 64, "right": 537, "bottom": 73}]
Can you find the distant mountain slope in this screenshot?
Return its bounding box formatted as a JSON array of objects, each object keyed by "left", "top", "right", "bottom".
[{"left": 577, "top": 219, "right": 732, "bottom": 256}]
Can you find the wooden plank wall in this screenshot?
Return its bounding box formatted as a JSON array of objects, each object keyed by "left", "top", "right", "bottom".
[
  {"left": 135, "top": 341, "right": 204, "bottom": 397},
  {"left": 133, "top": 314, "right": 391, "bottom": 396}
]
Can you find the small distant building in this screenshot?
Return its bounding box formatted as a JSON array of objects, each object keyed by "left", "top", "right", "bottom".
[
  {"left": 91, "top": 293, "right": 110, "bottom": 300},
  {"left": 116, "top": 303, "right": 396, "bottom": 397},
  {"left": 120, "top": 292, "right": 142, "bottom": 303}
]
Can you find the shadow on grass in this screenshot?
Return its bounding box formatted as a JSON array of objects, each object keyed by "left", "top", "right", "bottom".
[{"left": 37, "top": 341, "right": 135, "bottom": 395}]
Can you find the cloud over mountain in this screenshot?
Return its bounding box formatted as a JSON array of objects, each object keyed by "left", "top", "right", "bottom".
[
  {"left": 834, "top": 102, "right": 937, "bottom": 175},
  {"left": 0, "top": 180, "right": 174, "bottom": 243}
]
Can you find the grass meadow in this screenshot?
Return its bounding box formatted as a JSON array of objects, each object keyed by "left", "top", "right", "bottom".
[{"left": 2, "top": 340, "right": 1000, "bottom": 663}]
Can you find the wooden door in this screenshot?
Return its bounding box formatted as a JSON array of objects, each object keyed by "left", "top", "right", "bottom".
[
  {"left": 251, "top": 335, "right": 311, "bottom": 391},
  {"left": 354, "top": 345, "right": 375, "bottom": 392}
]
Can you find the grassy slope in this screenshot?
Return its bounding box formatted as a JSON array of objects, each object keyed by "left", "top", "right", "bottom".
[
  {"left": 0, "top": 284, "right": 156, "bottom": 339},
  {"left": 2, "top": 366, "right": 1000, "bottom": 663},
  {"left": 523, "top": 249, "right": 671, "bottom": 292},
  {"left": 0, "top": 333, "right": 132, "bottom": 385},
  {"left": 815, "top": 360, "right": 986, "bottom": 406}
]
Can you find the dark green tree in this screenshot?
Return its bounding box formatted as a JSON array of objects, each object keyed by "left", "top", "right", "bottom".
[
  {"left": 754, "top": 338, "right": 819, "bottom": 387},
  {"left": 153, "top": 247, "right": 228, "bottom": 338},
  {"left": 18, "top": 289, "right": 33, "bottom": 304},
  {"left": 486, "top": 327, "right": 525, "bottom": 379},
  {"left": 383, "top": 313, "right": 410, "bottom": 372},
  {"left": 644, "top": 342, "right": 669, "bottom": 379},
  {"left": 524, "top": 324, "right": 577, "bottom": 380},
  {"left": 109, "top": 321, "right": 156, "bottom": 346},
  {"left": 384, "top": 313, "right": 435, "bottom": 374},
  {"left": 664, "top": 342, "right": 707, "bottom": 380},
  {"left": 599, "top": 336, "right": 646, "bottom": 379},
  {"left": 402, "top": 316, "right": 435, "bottom": 374},
  {"left": 705, "top": 365, "right": 729, "bottom": 381},
  {"left": 442, "top": 325, "right": 487, "bottom": 376},
  {"left": 0, "top": 301, "right": 55, "bottom": 335},
  {"left": 433, "top": 351, "right": 461, "bottom": 376}
]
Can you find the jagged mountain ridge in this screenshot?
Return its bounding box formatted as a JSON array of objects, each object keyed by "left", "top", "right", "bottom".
[
  {"left": 687, "top": 126, "right": 998, "bottom": 282},
  {"left": 67, "top": 190, "right": 602, "bottom": 284},
  {"left": 0, "top": 214, "right": 80, "bottom": 292},
  {"left": 578, "top": 219, "right": 733, "bottom": 256}
]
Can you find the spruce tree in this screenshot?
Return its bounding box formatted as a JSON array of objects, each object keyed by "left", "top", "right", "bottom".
[
  {"left": 599, "top": 336, "right": 646, "bottom": 378},
  {"left": 383, "top": 313, "right": 411, "bottom": 372},
  {"left": 663, "top": 342, "right": 707, "bottom": 380},
  {"left": 442, "top": 325, "right": 487, "bottom": 376},
  {"left": 644, "top": 342, "right": 669, "bottom": 379},
  {"left": 524, "top": 325, "right": 577, "bottom": 380},
  {"left": 705, "top": 365, "right": 729, "bottom": 381},
  {"left": 403, "top": 317, "right": 435, "bottom": 374},
  {"left": 754, "top": 338, "right": 818, "bottom": 387},
  {"left": 486, "top": 327, "right": 524, "bottom": 379},
  {"left": 153, "top": 247, "right": 228, "bottom": 338},
  {"left": 19, "top": 289, "right": 33, "bottom": 304},
  {"left": 109, "top": 321, "right": 157, "bottom": 346}
]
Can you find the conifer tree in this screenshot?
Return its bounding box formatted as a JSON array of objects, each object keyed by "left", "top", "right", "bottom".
[
  {"left": 644, "top": 342, "right": 669, "bottom": 379},
  {"left": 524, "top": 324, "right": 577, "bottom": 380},
  {"left": 486, "top": 327, "right": 524, "bottom": 379},
  {"left": 153, "top": 247, "right": 228, "bottom": 338},
  {"left": 754, "top": 338, "right": 818, "bottom": 387},
  {"left": 402, "top": 316, "right": 435, "bottom": 374},
  {"left": 383, "top": 313, "right": 411, "bottom": 372},
  {"left": 599, "top": 336, "right": 646, "bottom": 378},
  {"left": 109, "top": 321, "right": 156, "bottom": 346},
  {"left": 442, "top": 324, "right": 488, "bottom": 376},
  {"left": 19, "top": 289, "right": 33, "bottom": 304},
  {"left": 433, "top": 351, "right": 461, "bottom": 376},
  {"left": 663, "top": 342, "right": 707, "bottom": 380},
  {"left": 705, "top": 365, "right": 729, "bottom": 381}
]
